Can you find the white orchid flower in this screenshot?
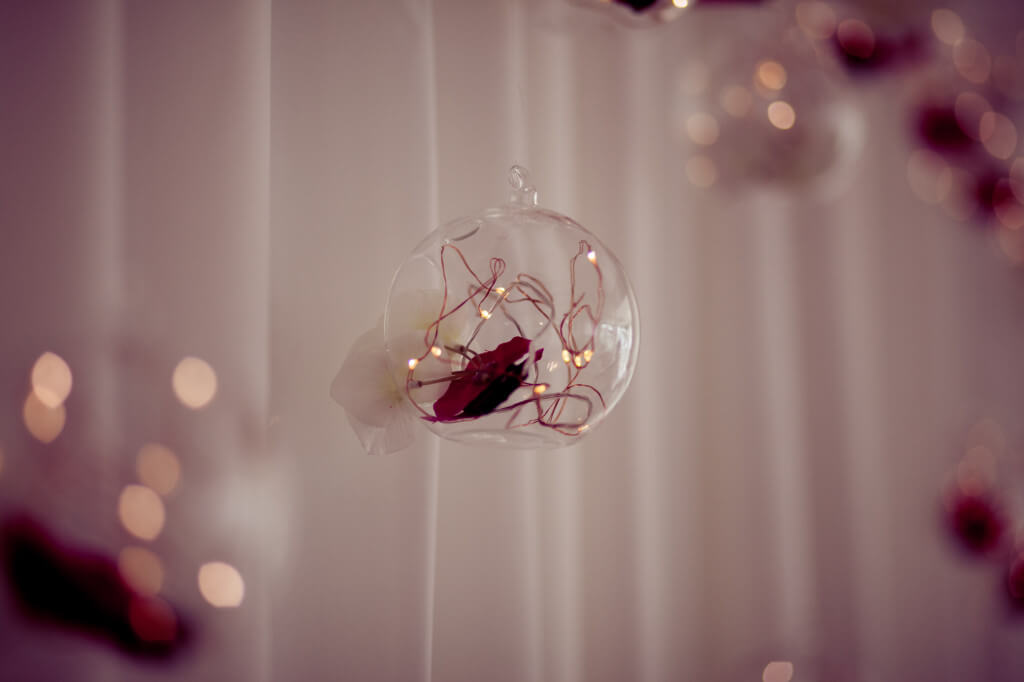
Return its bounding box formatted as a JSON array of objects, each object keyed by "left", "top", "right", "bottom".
[
  {"left": 330, "top": 324, "right": 414, "bottom": 455},
  {"left": 330, "top": 290, "right": 473, "bottom": 455}
]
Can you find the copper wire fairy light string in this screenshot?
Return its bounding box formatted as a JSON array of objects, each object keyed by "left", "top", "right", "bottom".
[
  {"left": 498, "top": 295, "right": 526, "bottom": 337},
  {"left": 563, "top": 240, "right": 604, "bottom": 355},
  {"left": 506, "top": 245, "right": 606, "bottom": 434},
  {"left": 405, "top": 244, "right": 504, "bottom": 418},
  {"left": 546, "top": 240, "right": 605, "bottom": 426},
  {"left": 405, "top": 236, "right": 606, "bottom": 435},
  {"left": 444, "top": 248, "right": 504, "bottom": 349},
  {"left": 507, "top": 274, "right": 555, "bottom": 334}
]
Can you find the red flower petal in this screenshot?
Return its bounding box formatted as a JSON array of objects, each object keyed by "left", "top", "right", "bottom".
[
  {"left": 431, "top": 337, "right": 531, "bottom": 422},
  {"left": 948, "top": 493, "right": 1006, "bottom": 555},
  {"left": 1008, "top": 552, "right": 1024, "bottom": 611}
]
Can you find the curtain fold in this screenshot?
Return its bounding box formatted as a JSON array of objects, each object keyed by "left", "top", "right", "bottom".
[{"left": 269, "top": 1, "right": 441, "bottom": 680}]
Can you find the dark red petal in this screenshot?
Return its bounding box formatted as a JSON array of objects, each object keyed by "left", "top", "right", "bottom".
[
  {"left": 1, "top": 514, "right": 188, "bottom": 659},
  {"left": 948, "top": 494, "right": 1006, "bottom": 554},
  {"left": 836, "top": 28, "right": 925, "bottom": 75},
  {"left": 1008, "top": 553, "right": 1024, "bottom": 610},
  {"left": 975, "top": 171, "right": 1018, "bottom": 225},
  {"left": 916, "top": 105, "right": 973, "bottom": 153},
  {"left": 613, "top": 0, "right": 658, "bottom": 11},
  {"left": 459, "top": 362, "right": 527, "bottom": 418},
  {"left": 432, "top": 371, "right": 487, "bottom": 421},
  {"left": 488, "top": 336, "right": 531, "bottom": 367},
  {"left": 431, "top": 337, "right": 530, "bottom": 422}
]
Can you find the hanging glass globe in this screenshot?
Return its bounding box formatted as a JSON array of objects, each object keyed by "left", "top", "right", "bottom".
[{"left": 383, "top": 166, "right": 640, "bottom": 448}]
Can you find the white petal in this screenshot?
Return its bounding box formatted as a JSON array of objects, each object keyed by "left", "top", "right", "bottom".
[
  {"left": 386, "top": 289, "right": 445, "bottom": 333},
  {"left": 345, "top": 411, "right": 417, "bottom": 456},
  {"left": 386, "top": 289, "right": 474, "bottom": 349},
  {"left": 330, "top": 327, "right": 404, "bottom": 427}
]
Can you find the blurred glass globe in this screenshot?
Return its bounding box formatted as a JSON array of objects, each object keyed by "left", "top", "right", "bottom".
[{"left": 674, "top": 1, "right": 867, "bottom": 197}]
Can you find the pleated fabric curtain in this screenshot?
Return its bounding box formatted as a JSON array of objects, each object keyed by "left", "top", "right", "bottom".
[
  {"left": 3, "top": 1, "right": 1024, "bottom": 681},
  {"left": 1, "top": 2, "right": 276, "bottom": 680}
]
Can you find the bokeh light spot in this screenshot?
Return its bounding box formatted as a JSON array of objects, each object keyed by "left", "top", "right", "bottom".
[
  {"left": 767, "top": 101, "right": 796, "bottom": 130},
  {"left": 118, "top": 546, "right": 165, "bottom": 596},
  {"left": 979, "top": 112, "right": 1018, "bottom": 159},
  {"left": 994, "top": 186, "right": 1024, "bottom": 230},
  {"left": 22, "top": 391, "right": 66, "bottom": 444},
  {"left": 763, "top": 661, "right": 795, "bottom": 682},
  {"left": 198, "top": 561, "right": 245, "bottom": 608},
  {"left": 720, "top": 85, "right": 753, "bottom": 117},
  {"left": 940, "top": 168, "right": 976, "bottom": 221},
  {"left": 756, "top": 60, "right": 788, "bottom": 91},
  {"left": 954, "top": 39, "right": 992, "bottom": 84},
  {"left": 172, "top": 356, "right": 217, "bottom": 409},
  {"left": 31, "top": 352, "right": 72, "bottom": 408},
  {"left": 686, "top": 155, "right": 717, "bottom": 188},
  {"left": 129, "top": 596, "right": 177, "bottom": 643},
  {"left": 967, "top": 417, "right": 1006, "bottom": 454},
  {"left": 992, "top": 56, "right": 1024, "bottom": 100},
  {"left": 931, "top": 9, "right": 965, "bottom": 46},
  {"left": 837, "top": 19, "right": 875, "bottom": 60},
  {"left": 957, "top": 445, "right": 998, "bottom": 494},
  {"left": 954, "top": 92, "right": 991, "bottom": 140},
  {"left": 686, "top": 112, "right": 720, "bottom": 145},
  {"left": 1010, "top": 157, "right": 1024, "bottom": 203},
  {"left": 795, "top": 2, "right": 836, "bottom": 40},
  {"left": 136, "top": 443, "right": 181, "bottom": 497},
  {"left": 118, "top": 485, "right": 166, "bottom": 541},
  {"left": 998, "top": 225, "right": 1024, "bottom": 264}
]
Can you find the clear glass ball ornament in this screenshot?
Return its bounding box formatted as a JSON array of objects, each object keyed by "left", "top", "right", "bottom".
[{"left": 383, "top": 166, "right": 640, "bottom": 448}]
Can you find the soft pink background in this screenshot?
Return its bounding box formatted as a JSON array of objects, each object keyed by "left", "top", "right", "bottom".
[{"left": 2, "top": 0, "right": 1024, "bottom": 680}]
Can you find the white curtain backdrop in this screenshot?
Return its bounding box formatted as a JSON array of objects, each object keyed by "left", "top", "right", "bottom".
[{"left": 3, "top": 1, "right": 1024, "bottom": 680}]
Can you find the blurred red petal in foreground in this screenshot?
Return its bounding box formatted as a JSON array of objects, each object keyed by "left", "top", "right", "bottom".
[
  {"left": 1, "top": 514, "right": 189, "bottom": 659},
  {"left": 1007, "top": 551, "right": 1024, "bottom": 611},
  {"left": 946, "top": 492, "right": 1007, "bottom": 555}
]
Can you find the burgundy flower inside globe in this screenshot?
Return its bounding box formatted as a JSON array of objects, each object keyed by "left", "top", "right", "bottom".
[
  {"left": 328, "top": 166, "right": 639, "bottom": 454},
  {"left": 429, "top": 337, "right": 543, "bottom": 422}
]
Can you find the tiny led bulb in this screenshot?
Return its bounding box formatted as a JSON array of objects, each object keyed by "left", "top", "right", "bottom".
[
  {"left": 407, "top": 358, "right": 419, "bottom": 370},
  {"left": 578, "top": 424, "right": 590, "bottom": 433},
  {"left": 573, "top": 354, "right": 584, "bottom": 368},
  {"left": 480, "top": 309, "right": 492, "bottom": 319},
  {"left": 673, "top": 0, "right": 689, "bottom": 7},
  {"left": 495, "top": 286, "right": 506, "bottom": 295},
  {"left": 430, "top": 346, "right": 443, "bottom": 357},
  {"left": 582, "top": 349, "right": 594, "bottom": 363},
  {"left": 533, "top": 384, "right": 548, "bottom": 395},
  {"left": 587, "top": 250, "right": 597, "bottom": 264},
  {"left": 561, "top": 349, "right": 572, "bottom": 364}
]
